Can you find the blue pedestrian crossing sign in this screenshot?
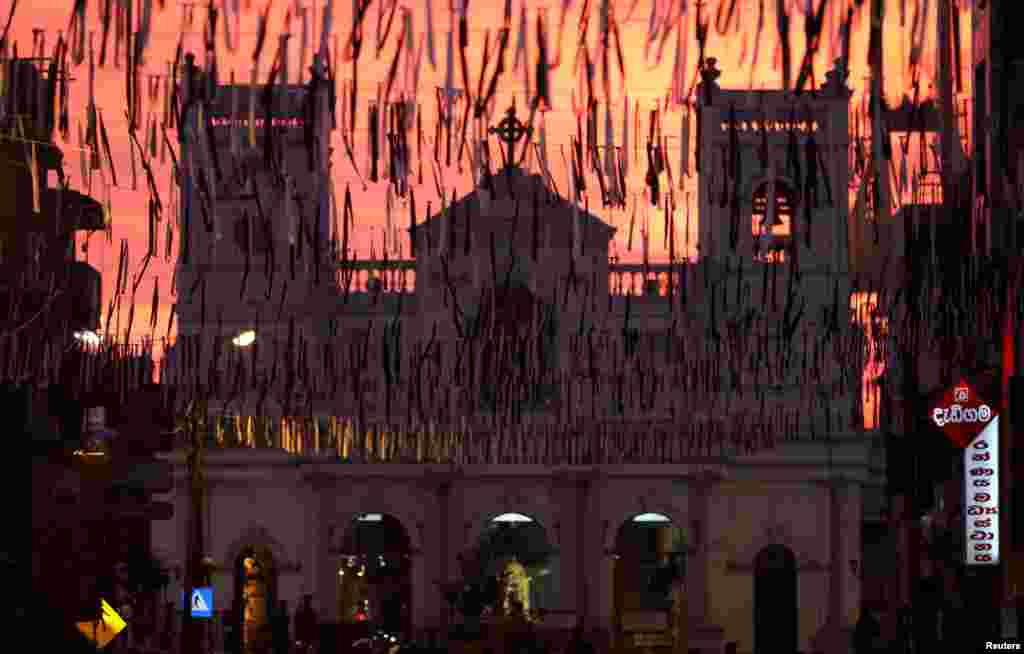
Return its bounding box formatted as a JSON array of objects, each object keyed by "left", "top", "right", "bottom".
[{"left": 189, "top": 587, "right": 214, "bottom": 618}]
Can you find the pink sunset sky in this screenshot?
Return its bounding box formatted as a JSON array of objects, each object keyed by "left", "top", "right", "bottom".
[{"left": 3, "top": 0, "right": 971, "bottom": 350}]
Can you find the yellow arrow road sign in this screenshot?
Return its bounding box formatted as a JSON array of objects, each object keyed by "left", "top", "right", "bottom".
[{"left": 76, "top": 599, "right": 127, "bottom": 649}]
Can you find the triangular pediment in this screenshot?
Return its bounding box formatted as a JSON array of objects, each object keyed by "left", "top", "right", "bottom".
[{"left": 413, "top": 167, "right": 616, "bottom": 252}]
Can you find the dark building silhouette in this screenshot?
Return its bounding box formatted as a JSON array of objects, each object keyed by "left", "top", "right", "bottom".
[{"left": 3, "top": 55, "right": 176, "bottom": 650}]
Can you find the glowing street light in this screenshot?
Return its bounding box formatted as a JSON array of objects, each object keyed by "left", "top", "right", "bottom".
[
  {"left": 73, "top": 330, "right": 102, "bottom": 346},
  {"left": 231, "top": 330, "right": 256, "bottom": 347}
]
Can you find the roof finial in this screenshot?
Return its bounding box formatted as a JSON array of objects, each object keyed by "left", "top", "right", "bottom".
[
  {"left": 488, "top": 102, "right": 532, "bottom": 170},
  {"left": 699, "top": 57, "right": 721, "bottom": 105},
  {"left": 822, "top": 58, "right": 852, "bottom": 97}
]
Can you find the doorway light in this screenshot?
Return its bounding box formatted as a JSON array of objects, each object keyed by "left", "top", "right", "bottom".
[
  {"left": 632, "top": 513, "right": 672, "bottom": 523},
  {"left": 492, "top": 513, "right": 533, "bottom": 523}
]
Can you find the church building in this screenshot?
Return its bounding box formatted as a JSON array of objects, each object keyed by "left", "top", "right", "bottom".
[{"left": 156, "top": 57, "right": 884, "bottom": 654}]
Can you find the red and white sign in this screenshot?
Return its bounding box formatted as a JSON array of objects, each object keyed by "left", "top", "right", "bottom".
[
  {"left": 964, "top": 416, "right": 1000, "bottom": 566},
  {"left": 931, "top": 380, "right": 996, "bottom": 448},
  {"left": 934, "top": 380, "right": 1001, "bottom": 566}
]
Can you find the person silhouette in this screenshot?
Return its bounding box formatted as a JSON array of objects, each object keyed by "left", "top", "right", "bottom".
[
  {"left": 272, "top": 600, "right": 290, "bottom": 654},
  {"left": 294, "top": 594, "right": 318, "bottom": 654},
  {"left": 854, "top": 605, "right": 881, "bottom": 654},
  {"left": 565, "top": 621, "right": 595, "bottom": 654}
]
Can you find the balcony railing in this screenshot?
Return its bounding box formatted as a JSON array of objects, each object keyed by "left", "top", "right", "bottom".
[
  {"left": 333, "top": 259, "right": 689, "bottom": 299},
  {"left": 335, "top": 260, "right": 415, "bottom": 294},
  {"left": 608, "top": 263, "right": 686, "bottom": 298}
]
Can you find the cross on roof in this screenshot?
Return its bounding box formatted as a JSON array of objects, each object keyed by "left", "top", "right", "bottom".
[{"left": 489, "top": 103, "right": 531, "bottom": 170}]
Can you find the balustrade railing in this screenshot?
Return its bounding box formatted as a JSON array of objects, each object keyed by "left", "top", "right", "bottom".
[
  {"left": 608, "top": 263, "right": 686, "bottom": 298},
  {"left": 335, "top": 260, "right": 416, "bottom": 294},
  {"left": 333, "top": 259, "right": 690, "bottom": 299}
]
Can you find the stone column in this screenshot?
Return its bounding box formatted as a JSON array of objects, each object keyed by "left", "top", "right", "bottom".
[
  {"left": 304, "top": 473, "right": 328, "bottom": 618},
  {"left": 828, "top": 480, "right": 842, "bottom": 631},
  {"left": 840, "top": 482, "right": 862, "bottom": 626},
  {"left": 575, "top": 472, "right": 595, "bottom": 622},
  {"left": 422, "top": 471, "right": 455, "bottom": 637},
  {"left": 687, "top": 477, "right": 711, "bottom": 625},
  {"left": 687, "top": 474, "right": 725, "bottom": 654},
  {"left": 410, "top": 548, "right": 430, "bottom": 634},
  {"left": 818, "top": 479, "right": 862, "bottom": 652},
  {"left": 594, "top": 512, "right": 616, "bottom": 635},
  {"left": 596, "top": 546, "right": 616, "bottom": 639}
]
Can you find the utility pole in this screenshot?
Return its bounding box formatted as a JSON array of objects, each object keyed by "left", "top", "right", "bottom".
[
  {"left": 180, "top": 396, "right": 209, "bottom": 654},
  {"left": 1002, "top": 254, "right": 1022, "bottom": 641},
  {"left": 177, "top": 50, "right": 210, "bottom": 654},
  {"left": 1015, "top": 257, "right": 1023, "bottom": 640}
]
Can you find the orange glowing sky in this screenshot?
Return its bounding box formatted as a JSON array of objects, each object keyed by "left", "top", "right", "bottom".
[{"left": 3, "top": 0, "right": 972, "bottom": 348}]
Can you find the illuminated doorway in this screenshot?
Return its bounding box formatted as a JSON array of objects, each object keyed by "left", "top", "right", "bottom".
[
  {"left": 233, "top": 545, "right": 277, "bottom": 654},
  {"left": 753, "top": 545, "right": 798, "bottom": 654},
  {"left": 334, "top": 513, "right": 412, "bottom": 639},
  {"left": 613, "top": 513, "right": 686, "bottom": 653},
  {"left": 476, "top": 513, "right": 559, "bottom": 620}
]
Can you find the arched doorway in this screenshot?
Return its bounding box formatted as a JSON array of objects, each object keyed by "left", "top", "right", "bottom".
[
  {"left": 613, "top": 513, "right": 686, "bottom": 653},
  {"left": 232, "top": 545, "right": 277, "bottom": 654},
  {"left": 334, "top": 513, "right": 412, "bottom": 639},
  {"left": 753, "top": 545, "right": 798, "bottom": 654},
  {"left": 474, "top": 513, "right": 559, "bottom": 620}
]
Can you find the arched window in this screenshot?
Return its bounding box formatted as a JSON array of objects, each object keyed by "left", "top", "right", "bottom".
[
  {"left": 233, "top": 545, "right": 277, "bottom": 654},
  {"left": 334, "top": 513, "right": 412, "bottom": 638},
  {"left": 614, "top": 514, "right": 686, "bottom": 619},
  {"left": 475, "top": 512, "right": 558, "bottom": 618},
  {"left": 751, "top": 179, "right": 796, "bottom": 262}
]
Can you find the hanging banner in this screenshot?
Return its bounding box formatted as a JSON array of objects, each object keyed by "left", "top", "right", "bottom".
[
  {"left": 930, "top": 379, "right": 1000, "bottom": 566},
  {"left": 963, "top": 415, "right": 999, "bottom": 566}
]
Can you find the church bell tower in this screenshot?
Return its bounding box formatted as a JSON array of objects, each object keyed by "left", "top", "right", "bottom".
[{"left": 695, "top": 57, "right": 853, "bottom": 274}]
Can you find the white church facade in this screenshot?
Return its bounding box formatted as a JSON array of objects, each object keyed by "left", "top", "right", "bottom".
[{"left": 156, "top": 57, "right": 884, "bottom": 654}]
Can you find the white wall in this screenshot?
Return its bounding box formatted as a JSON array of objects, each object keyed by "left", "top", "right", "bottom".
[{"left": 157, "top": 447, "right": 868, "bottom": 647}]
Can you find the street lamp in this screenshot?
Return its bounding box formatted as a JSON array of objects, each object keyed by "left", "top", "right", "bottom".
[
  {"left": 231, "top": 330, "right": 256, "bottom": 347},
  {"left": 74, "top": 330, "right": 102, "bottom": 347}
]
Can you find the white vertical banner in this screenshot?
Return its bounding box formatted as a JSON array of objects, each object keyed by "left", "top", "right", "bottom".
[{"left": 964, "top": 415, "right": 1000, "bottom": 566}]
